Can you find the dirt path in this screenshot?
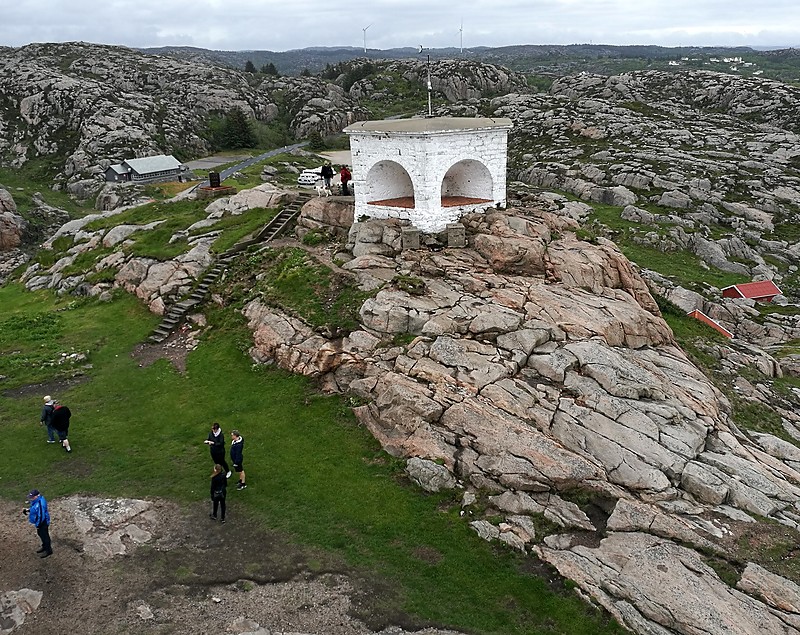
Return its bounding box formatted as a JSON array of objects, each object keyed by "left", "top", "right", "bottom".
[{"left": 0, "top": 495, "right": 457, "bottom": 635}]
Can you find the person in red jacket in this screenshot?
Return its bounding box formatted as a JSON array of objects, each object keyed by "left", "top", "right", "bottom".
[{"left": 339, "top": 165, "right": 352, "bottom": 196}]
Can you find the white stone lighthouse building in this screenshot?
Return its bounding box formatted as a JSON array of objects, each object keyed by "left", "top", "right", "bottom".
[{"left": 343, "top": 117, "right": 513, "bottom": 233}]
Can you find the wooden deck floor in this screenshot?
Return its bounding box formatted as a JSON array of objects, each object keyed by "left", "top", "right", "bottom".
[{"left": 367, "top": 196, "right": 492, "bottom": 208}]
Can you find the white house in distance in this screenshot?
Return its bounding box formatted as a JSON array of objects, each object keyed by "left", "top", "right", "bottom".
[
  {"left": 105, "top": 154, "right": 184, "bottom": 183},
  {"left": 343, "top": 117, "right": 513, "bottom": 233}
]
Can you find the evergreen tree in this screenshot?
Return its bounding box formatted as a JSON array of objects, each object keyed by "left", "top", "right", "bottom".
[
  {"left": 321, "top": 63, "right": 340, "bottom": 80},
  {"left": 307, "top": 131, "right": 325, "bottom": 151},
  {"left": 300, "top": 68, "right": 312, "bottom": 77},
  {"left": 260, "top": 62, "right": 279, "bottom": 76},
  {"left": 220, "top": 107, "right": 256, "bottom": 149},
  {"left": 244, "top": 60, "right": 256, "bottom": 73}
]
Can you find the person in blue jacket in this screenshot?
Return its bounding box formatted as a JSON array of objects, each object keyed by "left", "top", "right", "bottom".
[{"left": 23, "top": 489, "right": 52, "bottom": 558}]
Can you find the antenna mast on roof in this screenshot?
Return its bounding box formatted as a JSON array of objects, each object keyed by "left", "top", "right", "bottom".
[
  {"left": 363, "top": 24, "right": 372, "bottom": 53},
  {"left": 418, "top": 45, "right": 432, "bottom": 117}
]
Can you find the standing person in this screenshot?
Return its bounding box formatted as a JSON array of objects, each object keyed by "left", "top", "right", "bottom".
[
  {"left": 23, "top": 489, "right": 52, "bottom": 558},
  {"left": 204, "top": 423, "right": 230, "bottom": 477},
  {"left": 209, "top": 464, "right": 227, "bottom": 523},
  {"left": 320, "top": 161, "right": 334, "bottom": 189},
  {"left": 230, "top": 429, "right": 246, "bottom": 490},
  {"left": 51, "top": 401, "right": 72, "bottom": 453},
  {"left": 339, "top": 165, "right": 352, "bottom": 196},
  {"left": 40, "top": 396, "right": 57, "bottom": 443}
]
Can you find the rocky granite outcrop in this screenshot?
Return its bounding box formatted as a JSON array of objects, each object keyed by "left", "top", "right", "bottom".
[
  {"left": 347, "top": 58, "right": 528, "bottom": 103},
  {"left": 231, "top": 197, "right": 800, "bottom": 635},
  {"left": 0, "top": 187, "right": 25, "bottom": 250},
  {"left": 0, "top": 44, "right": 532, "bottom": 194}
]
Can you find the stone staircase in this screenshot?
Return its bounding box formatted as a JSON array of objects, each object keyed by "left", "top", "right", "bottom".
[{"left": 148, "top": 193, "right": 311, "bottom": 344}]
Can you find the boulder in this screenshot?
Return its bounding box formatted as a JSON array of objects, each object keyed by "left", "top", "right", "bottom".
[{"left": 406, "top": 457, "right": 457, "bottom": 492}]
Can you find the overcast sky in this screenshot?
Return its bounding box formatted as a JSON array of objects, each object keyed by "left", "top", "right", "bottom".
[{"left": 3, "top": 0, "right": 800, "bottom": 51}]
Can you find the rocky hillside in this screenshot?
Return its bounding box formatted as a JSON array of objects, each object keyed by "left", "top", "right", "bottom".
[
  {"left": 146, "top": 43, "right": 800, "bottom": 83},
  {"left": 344, "top": 58, "right": 527, "bottom": 104},
  {"left": 0, "top": 43, "right": 526, "bottom": 203},
  {"left": 7, "top": 57, "right": 800, "bottom": 635},
  {"left": 465, "top": 70, "right": 800, "bottom": 309},
  {"left": 0, "top": 42, "right": 368, "bottom": 193}
]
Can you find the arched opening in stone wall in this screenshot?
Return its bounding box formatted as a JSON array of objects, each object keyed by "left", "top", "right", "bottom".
[
  {"left": 440, "top": 159, "right": 493, "bottom": 207},
  {"left": 365, "top": 160, "right": 415, "bottom": 208}
]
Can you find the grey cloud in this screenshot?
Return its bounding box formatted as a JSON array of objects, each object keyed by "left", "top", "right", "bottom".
[{"left": 2, "top": 0, "right": 800, "bottom": 50}]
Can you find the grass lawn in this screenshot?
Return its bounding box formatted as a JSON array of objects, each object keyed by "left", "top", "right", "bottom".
[{"left": 0, "top": 283, "right": 624, "bottom": 635}]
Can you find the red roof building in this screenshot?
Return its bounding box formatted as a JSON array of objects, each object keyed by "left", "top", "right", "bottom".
[
  {"left": 687, "top": 310, "right": 733, "bottom": 338},
  {"left": 721, "top": 280, "right": 782, "bottom": 302}
]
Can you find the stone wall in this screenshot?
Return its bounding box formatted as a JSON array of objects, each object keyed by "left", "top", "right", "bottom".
[{"left": 349, "top": 125, "right": 510, "bottom": 232}]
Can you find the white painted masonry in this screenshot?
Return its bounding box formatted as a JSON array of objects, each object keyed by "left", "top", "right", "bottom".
[{"left": 343, "top": 117, "right": 513, "bottom": 233}]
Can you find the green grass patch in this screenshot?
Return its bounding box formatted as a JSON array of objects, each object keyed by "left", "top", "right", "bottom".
[
  {"left": 729, "top": 396, "right": 796, "bottom": 444},
  {"left": 0, "top": 163, "right": 88, "bottom": 217},
  {"left": 620, "top": 243, "right": 746, "bottom": 290},
  {"left": 35, "top": 236, "right": 75, "bottom": 267},
  {"left": 0, "top": 284, "right": 625, "bottom": 635},
  {"left": 60, "top": 245, "right": 116, "bottom": 277},
  {"left": 701, "top": 555, "right": 741, "bottom": 587},
  {"left": 206, "top": 207, "right": 279, "bottom": 253},
  {"left": 655, "top": 295, "right": 728, "bottom": 344},
  {"left": 142, "top": 181, "right": 196, "bottom": 200},
  {"left": 587, "top": 203, "right": 748, "bottom": 290},
  {"left": 0, "top": 284, "right": 156, "bottom": 388},
  {"left": 220, "top": 247, "right": 375, "bottom": 334}
]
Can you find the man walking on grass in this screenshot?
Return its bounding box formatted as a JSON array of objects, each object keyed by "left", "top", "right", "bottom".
[
  {"left": 23, "top": 489, "right": 52, "bottom": 558},
  {"left": 40, "top": 396, "right": 57, "bottom": 443},
  {"left": 230, "top": 429, "right": 246, "bottom": 490}
]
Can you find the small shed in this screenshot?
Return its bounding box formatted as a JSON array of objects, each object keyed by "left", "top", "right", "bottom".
[
  {"left": 343, "top": 117, "right": 513, "bottom": 233},
  {"left": 721, "top": 280, "right": 782, "bottom": 302},
  {"left": 687, "top": 310, "right": 733, "bottom": 338}
]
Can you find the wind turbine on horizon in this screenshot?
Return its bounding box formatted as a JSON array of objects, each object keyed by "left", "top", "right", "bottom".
[
  {"left": 362, "top": 23, "right": 372, "bottom": 53},
  {"left": 459, "top": 18, "right": 464, "bottom": 54}
]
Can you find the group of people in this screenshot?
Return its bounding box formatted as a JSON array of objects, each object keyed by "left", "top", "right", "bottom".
[
  {"left": 204, "top": 422, "right": 247, "bottom": 523},
  {"left": 319, "top": 161, "right": 351, "bottom": 196},
  {"left": 25, "top": 403, "right": 248, "bottom": 556}
]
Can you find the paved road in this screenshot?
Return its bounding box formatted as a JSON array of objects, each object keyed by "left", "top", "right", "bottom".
[{"left": 195, "top": 142, "right": 308, "bottom": 187}]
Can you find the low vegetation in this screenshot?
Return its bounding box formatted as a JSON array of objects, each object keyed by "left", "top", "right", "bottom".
[
  {"left": 0, "top": 281, "right": 626, "bottom": 635},
  {"left": 587, "top": 203, "right": 748, "bottom": 290},
  {"left": 220, "top": 246, "right": 375, "bottom": 335}
]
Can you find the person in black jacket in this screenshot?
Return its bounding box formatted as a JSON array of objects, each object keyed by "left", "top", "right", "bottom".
[
  {"left": 51, "top": 402, "right": 72, "bottom": 453},
  {"left": 204, "top": 423, "right": 230, "bottom": 477},
  {"left": 230, "top": 430, "right": 246, "bottom": 490},
  {"left": 320, "top": 161, "right": 334, "bottom": 189},
  {"left": 209, "top": 464, "right": 227, "bottom": 523}
]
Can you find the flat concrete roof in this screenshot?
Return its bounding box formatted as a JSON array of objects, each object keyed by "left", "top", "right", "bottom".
[{"left": 344, "top": 117, "right": 513, "bottom": 135}]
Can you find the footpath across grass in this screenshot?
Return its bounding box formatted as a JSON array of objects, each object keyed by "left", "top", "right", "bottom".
[{"left": 0, "top": 284, "right": 625, "bottom": 635}]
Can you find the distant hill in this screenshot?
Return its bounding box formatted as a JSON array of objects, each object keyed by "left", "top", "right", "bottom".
[{"left": 141, "top": 43, "right": 800, "bottom": 81}]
